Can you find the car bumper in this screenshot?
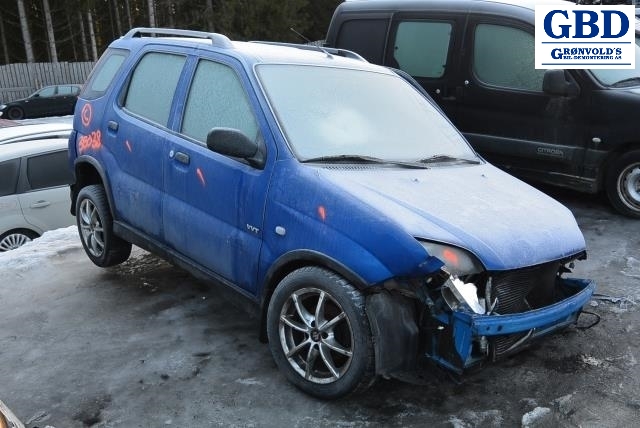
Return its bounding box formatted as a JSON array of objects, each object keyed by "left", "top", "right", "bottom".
[{"left": 429, "top": 278, "right": 595, "bottom": 372}]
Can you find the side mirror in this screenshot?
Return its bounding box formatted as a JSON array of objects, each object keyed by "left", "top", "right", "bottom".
[
  {"left": 206, "top": 127, "right": 265, "bottom": 169},
  {"left": 543, "top": 69, "right": 580, "bottom": 97}
]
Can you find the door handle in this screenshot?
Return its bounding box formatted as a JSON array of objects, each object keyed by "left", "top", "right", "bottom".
[
  {"left": 108, "top": 120, "right": 119, "bottom": 132},
  {"left": 169, "top": 150, "right": 191, "bottom": 165},
  {"left": 30, "top": 200, "right": 51, "bottom": 208}
]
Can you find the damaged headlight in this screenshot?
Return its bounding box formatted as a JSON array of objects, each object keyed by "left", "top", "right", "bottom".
[
  {"left": 421, "top": 241, "right": 486, "bottom": 314},
  {"left": 420, "top": 241, "right": 483, "bottom": 276}
]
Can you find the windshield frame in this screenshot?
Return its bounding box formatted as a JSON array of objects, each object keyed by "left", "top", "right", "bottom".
[{"left": 254, "top": 63, "right": 480, "bottom": 165}]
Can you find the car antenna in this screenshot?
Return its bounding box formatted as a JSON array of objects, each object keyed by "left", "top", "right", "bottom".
[{"left": 290, "top": 27, "right": 333, "bottom": 58}]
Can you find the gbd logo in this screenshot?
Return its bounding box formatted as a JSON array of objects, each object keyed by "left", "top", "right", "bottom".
[
  {"left": 543, "top": 10, "right": 629, "bottom": 39},
  {"left": 535, "top": 5, "right": 635, "bottom": 69}
]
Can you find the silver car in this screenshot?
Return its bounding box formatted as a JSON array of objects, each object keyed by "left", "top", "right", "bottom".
[
  {"left": 0, "top": 121, "right": 72, "bottom": 145},
  {"left": 0, "top": 138, "right": 75, "bottom": 251}
]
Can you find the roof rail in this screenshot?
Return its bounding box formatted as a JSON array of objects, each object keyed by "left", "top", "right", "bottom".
[
  {"left": 123, "top": 27, "right": 233, "bottom": 49},
  {"left": 250, "top": 41, "right": 367, "bottom": 62}
]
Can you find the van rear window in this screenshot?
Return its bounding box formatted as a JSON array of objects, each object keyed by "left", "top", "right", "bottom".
[{"left": 336, "top": 19, "right": 388, "bottom": 64}]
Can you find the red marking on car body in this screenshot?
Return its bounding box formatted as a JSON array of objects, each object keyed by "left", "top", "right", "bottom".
[
  {"left": 78, "top": 130, "right": 102, "bottom": 153},
  {"left": 125, "top": 140, "right": 132, "bottom": 152},
  {"left": 81, "top": 103, "right": 92, "bottom": 127},
  {"left": 196, "top": 168, "right": 206, "bottom": 186},
  {"left": 318, "top": 205, "right": 327, "bottom": 222}
]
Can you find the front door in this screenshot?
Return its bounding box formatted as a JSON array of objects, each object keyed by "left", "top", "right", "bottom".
[
  {"left": 457, "top": 17, "right": 587, "bottom": 183},
  {"left": 163, "top": 57, "right": 271, "bottom": 295}
]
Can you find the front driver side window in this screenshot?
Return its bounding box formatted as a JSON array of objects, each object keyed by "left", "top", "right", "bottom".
[
  {"left": 181, "top": 60, "right": 259, "bottom": 145},
  {"left": 473, "top": 24, "right": 545, "bottom": 92}
]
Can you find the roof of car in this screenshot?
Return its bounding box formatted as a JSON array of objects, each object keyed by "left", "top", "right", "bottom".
[
  {"left": 0, "top": 121, "right": 73, "bottom": 144},
  {"left": 111, "top": 28, "right": 392, "bottom": 73},
  {"left": 0, "top": 137, "right": 68, "bottom": 162},
  {"left": 337, "top": 0, "right": 572, "bottom": 13}
]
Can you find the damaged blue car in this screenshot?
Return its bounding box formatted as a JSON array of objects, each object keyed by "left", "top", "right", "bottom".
[{"left": 68, "top": 28, "right": 595, "bottom": 400}]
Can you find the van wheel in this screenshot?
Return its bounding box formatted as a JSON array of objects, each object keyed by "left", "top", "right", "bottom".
[
  {"left": 0, "top": 229, "right": 38, "bottom": 252},
  {"left": 267, "top": 267, "right": 375, "bottom": 399},
  {"left": 76, "top": 184, "right": 131, "bottom": 266},
  {"left": 6, "top": 107, "right": 24, "bottom": 120},
  {"left": 605, "top": 150, "right": 640, "bottom": 218}
]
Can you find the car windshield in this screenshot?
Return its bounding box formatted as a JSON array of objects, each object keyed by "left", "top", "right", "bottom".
[
  {"left": 256, "top": 64, "right": 477, "bottom": 162},
  {"left": 590, "top": 35, "right": 640, "bottom": 87}
]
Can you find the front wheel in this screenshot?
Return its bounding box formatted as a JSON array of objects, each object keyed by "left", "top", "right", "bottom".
[
  {"left": 605, "top": 150, "right": 640, "bottom": 218},
  {"left": 6, "top": 107, "right": 24, "bottom": 120},
  {"left": 76, "top": 184, "right": 131, "bottom": 266},
  {"left": 266, "top": 267, "right": 375, "bottom": 399}
]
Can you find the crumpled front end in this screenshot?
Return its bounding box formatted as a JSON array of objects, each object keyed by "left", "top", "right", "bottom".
[{"left": 366, "top": 254, "right": 595, "bottom": 377}]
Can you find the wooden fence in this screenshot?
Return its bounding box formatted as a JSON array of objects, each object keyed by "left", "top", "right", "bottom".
[{"left": 0, "top": 62, "right": 95, "bottom": 103}]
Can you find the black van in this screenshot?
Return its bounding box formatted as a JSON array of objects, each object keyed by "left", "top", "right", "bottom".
[{"left": 325, "top": 0, "right": 640, "bottom": 218}]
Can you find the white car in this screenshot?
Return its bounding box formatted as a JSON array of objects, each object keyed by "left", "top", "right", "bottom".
[
  {"left": 0, "top": 138, "right": 75, "bottom": 251},
  {"left": 0, "top": 121, "right": 73, "bottom": 145}
]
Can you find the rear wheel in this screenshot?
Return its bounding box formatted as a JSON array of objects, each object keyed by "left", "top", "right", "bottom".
[
  {"left": 6, "top": 107, "right": 24, "bottom": 120},
  {"left": 267, "top": 267, "right": 375, "bottom": 399},
  {"left": 0, "top": 229, "right": 38, "bottom": 252},
  {"left": 76, "top": 184, "right": 131, "bottom": 266},
  {"left": 605, "top": 150, "right": 640, "bottom": 218}
]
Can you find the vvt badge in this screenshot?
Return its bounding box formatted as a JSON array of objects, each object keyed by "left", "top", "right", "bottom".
[{"left": 535, "top": 5, "right": 635, "bottom": 69}]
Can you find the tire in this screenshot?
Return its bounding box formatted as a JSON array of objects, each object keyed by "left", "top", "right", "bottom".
[
  {"left": 605, "top": 150, "right": 640, "bottom": 218},
  {"left": 266, "top": 267, "right": 375, "bottom": 399},
  {"left": 6, "top": 107, "right": 24, "bottom": 120},
  {"left": 76, "top": 184, "right": 131, "bottom": 267},
  {"left": 0, "top": 229, "right": 38, "bottom": 252}
]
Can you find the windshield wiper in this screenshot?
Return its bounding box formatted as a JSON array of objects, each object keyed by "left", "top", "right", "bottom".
[
  {"left": 302, "top": 154, "right": 428, "bottom": 169},
  {"left": 611, "top": 77, "right": 640, "bottom": 88},
  {"left": 417, "top": 154, "right": 481, "bottom": 165}
]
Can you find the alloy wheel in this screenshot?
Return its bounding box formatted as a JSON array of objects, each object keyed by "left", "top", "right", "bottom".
[
  {"left": 79, "top": 198, "right": 105, "bottom": 257},
  {"left": 278, "top": 287, "right": 354, "bottom": 384}
]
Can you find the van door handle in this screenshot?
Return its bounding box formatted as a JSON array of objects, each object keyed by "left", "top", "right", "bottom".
[
  {"left": 108, "top": 121, "right": 119, "bottom": 132},
  {"left": 30, "top": 200, "right": 51, "bottom": 208}
]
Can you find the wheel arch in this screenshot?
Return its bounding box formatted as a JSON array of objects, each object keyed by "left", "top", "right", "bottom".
[
  {"left": 599, "top": 142, "right": 640, "bottom": 190},
  {"left": 257, "top": 250, "right": 371, "bottom": 342},
  {"left": 72, "top": 156, "right": 114, "bottom": 217}
]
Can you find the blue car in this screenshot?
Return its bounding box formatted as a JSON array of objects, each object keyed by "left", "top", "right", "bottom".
[{"left": 68, "top": 28, "right": 595, "bottom": 399}]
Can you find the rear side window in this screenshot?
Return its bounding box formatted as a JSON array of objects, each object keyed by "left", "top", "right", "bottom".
[
  {"left": 26, "top": 150, "right": 73, "bottom": 191},
  {"left": 0, "top": 159, "right": 20, "bottom": 196},
  {"left": 82, "top": 48, "right": 129, "bottom": 100},
  {"left": 392, "top": 21, "right": 452, "bottom": 78},
  {"left": 124, "top": 52, "right": 186, "bottom": 127},
  {"left": 181, "top": 60, "right": 259, "bottom": 144},
  {"left": 335, "top": 19, "right": 388, "bottom": 64},
  {"left": 473, "top": 24, "right": 544, "bottom": 92}
]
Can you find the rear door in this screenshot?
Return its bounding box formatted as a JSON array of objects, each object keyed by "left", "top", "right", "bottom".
[
  {"left": 18, "top": 148, "right": 74, "bottom": 231},
  {"left": 104, "top": 50, "right": 187, "bottom": 241},
  {"left": 385, "top": 13, "right": 466, "bottom": 121},
  {"left": 55, "top": 85, "right": 79, "bottom": 115},
  {"left": 457, "top": 16, "right": 587, "bottom": 180},
  {"left": 163, "top": 55, "right": 272, "bottom": 295}
]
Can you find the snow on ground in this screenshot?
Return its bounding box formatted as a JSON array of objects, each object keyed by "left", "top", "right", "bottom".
[{"left": 0, "top": 226, "right": 81, "bottom": 271}]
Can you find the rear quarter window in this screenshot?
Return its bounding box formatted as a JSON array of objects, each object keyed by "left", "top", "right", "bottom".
[
  {"left": 0, "top": 159, "right": 20, "bottom": 196},
  {"left": 82, "top": 48, "right": 129, "bottom": 100},
  {"left": 335, "top": 19, "right": 388, "bottom": 64}
]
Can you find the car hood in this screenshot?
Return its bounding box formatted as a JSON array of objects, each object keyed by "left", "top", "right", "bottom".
[{"left": 319, "top": 163, "right": 586, "bottom": 271}]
